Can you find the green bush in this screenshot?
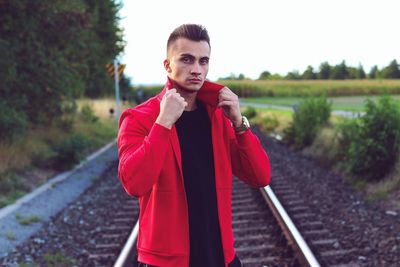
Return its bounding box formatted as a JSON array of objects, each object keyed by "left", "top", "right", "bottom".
[
  {"left": 242, "top": 106, "right": 257, "bottom": 119},
  {"left": 52, "top": 133, "right": 91, "bottom": 170},
  {"left": 56, "top": 100, "right": 78, "bottom": 132},
  {"left": 80, "top": 104, "right": 98, "bottom": 123},
  {"left": 336, "top": 118, "right": 361, "bottom": 159},
  {"left": 284, "top": 97, "right": 331, "bottom": 148},
  {"left": 262, "top": 115, "right": 279, "bottom": 132},
  {"left": 342, "top": 96, "right": 400, "bottom": 181},
  {"left": 31, "top": 148, "right": 58, "bottom": 169},
  {"left": 0, "top": 100, "right": 28, "bottom": 142},
  {"left": 0, "top": 172, "right": 29, "bottom": 195}
]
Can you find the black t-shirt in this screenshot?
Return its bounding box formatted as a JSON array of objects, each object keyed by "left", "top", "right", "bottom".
[{"left": 175, "top": 101, "right": 225, "bottom": 267}]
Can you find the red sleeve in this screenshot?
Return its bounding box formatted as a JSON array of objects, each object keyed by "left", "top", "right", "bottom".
[
  {"left": 118, "top": 113, "right": 171, "bottom": 197},
  {"left": 230, "top": 126, "right": 271, "bottom": 187}
]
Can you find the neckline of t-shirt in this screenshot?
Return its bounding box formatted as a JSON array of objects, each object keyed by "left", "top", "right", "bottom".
[{"left": 182, "top": 100, "right": 204, "bottom": 114}]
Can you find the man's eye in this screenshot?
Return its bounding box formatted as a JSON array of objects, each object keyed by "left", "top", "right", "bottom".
[
  {"left": 200, "top": 59, "right": 209, "bottom": 65},
  {"left": 182, "top": 57, "right": 191, "bottom": 63}
]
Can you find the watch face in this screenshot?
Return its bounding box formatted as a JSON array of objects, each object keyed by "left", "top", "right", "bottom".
[
  {"left": 235, "top": 116, "right": 250, "bottom": 132},
  {"left": 243, "top": 116, "right": 250, "bottom": 128}
]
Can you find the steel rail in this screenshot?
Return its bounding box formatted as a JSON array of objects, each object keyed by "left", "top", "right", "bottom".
[
  {"left": 260, "top": 185, "right": 321, "bottom": 267},
  {"left": 114, "top": 185, "right": 320, "bottom": 267},
  {"left": 113, "top": 221, "right": 139, "bottom": 267}
]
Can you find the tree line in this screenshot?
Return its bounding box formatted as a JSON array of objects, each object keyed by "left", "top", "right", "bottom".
[
  {"left": 221, "top": 59, "right": 400, "bottom": 81},
  {"left": 0, "top": 0, "right": 125, "bottom": 140}
]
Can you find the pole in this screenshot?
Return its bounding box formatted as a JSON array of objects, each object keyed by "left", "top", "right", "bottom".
[{"left": 113, "top": 59, "right": 121, "bottom": 119}]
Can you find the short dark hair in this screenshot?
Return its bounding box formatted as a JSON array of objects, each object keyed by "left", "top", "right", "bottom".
[{"left": 167, "top": 24, "right": 210, "bottom": 52}]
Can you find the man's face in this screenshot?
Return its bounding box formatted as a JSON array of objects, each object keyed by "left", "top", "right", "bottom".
[{"left": 164, "top": 38, "right": 210, "bottom": 92}]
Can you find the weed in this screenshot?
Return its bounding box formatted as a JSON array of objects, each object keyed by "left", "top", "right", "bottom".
[
  {"left": 43, "top": 251, "right": 76, "bottom": 267},
  {"left": 5, "top": 231, "right": 15, "bottom": 240},
  {"left": 19, "top": 263, "right": 39, "bottom": 267},
  {"left": 80, "top": 104, "right": 99, "bottom": 123},
  {"left": 15, "top": 214, "right": 41, "bottom": 226}
]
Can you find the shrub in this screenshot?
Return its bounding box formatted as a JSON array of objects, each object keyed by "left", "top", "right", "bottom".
[
  {"left": 52, "top": 133, "right": 91, "bottom": 170},
  {"left": 0, "top": 171, "right": 29, "bottom": 195},
  {"left": 80, "top": 104, "right": 98, "bottom": 123},
  {"left": 262, "top": 115, "right": 279, "bottom": 132},
  {"left": 284, "top": 97, "right": 332, "bottom": 148},
  {"left": 303, "top": 126, "right": 341, "bottom": 167},
  {"left": 242, "top": 106, "right": 257, "bottom": 119},
  {"left": 56, "top": 100, "right": 77, "bottom": 132},
  {"left": 336, "top": 118, "right": 361, "bottom": 159},
  {"left": 342, "top": 96, "right": 400, "bottom": 181},
  {"left": 0, "top": 101, "right": 28, "bottom": 142},
  {"left": 31, "top": 148, "right": 58, "bottom": 169}
]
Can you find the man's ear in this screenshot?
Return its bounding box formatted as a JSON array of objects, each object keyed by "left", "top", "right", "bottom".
[{"left": 163, "top": 59, "right": 171, "bottom": 73}]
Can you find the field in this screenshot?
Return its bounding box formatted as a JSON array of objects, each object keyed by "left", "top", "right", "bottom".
[
  {"left": 241, "top": 95, "right": 400, "bottom": 112},
  {"left": 220, "top": 79, "right": 400, "bottom": 97}
]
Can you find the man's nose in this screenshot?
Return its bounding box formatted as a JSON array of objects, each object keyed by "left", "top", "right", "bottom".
[{"left": 190, "top": 62, "right": 202, "bottom": 75}]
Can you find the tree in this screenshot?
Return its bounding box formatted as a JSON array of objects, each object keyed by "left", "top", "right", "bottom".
[
  {"left": 347, "top": 67, "right": 358, "bottom": 79},
  {"left": 0, "top": 1, "right": 91, "bottom": 123},
  {"left": 356, "top": 64, "right": 366, "bottom": 79},
  {"left": 219, "top": 73, "right": 247, "bottom": 80},
  {"left": 369, "top": 65, "right": 380, "bottom": 79},
  {"left": 259, "top": 70, "right": 271, "bottom": 80},
  {"left": 83, "top": 0, "right": 125, "bottom": 97},
  {"left": 285, "top": 70, "right": 301, "bottom": 80},
  {"left": 302, "top": 66, "right": 317, "bottom": 80},
  {"left": 0, "top": 0, "right": 125, "bottom": 129},
  {"left": 318, "top": 62, "right": 331, "bottom": 79},
  {"left": 382, "top": 59, "right": 400, "bottom": 79},
  {"left": 331, "top": 60, "right": 349, "bottom": 79},
  {"left": 269, "top": 73, "right": 283, "bottom": 80}
]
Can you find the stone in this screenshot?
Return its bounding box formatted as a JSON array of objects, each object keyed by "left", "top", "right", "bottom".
[{"left": 385, "top": 210, "right": 398, "bottom": 216}]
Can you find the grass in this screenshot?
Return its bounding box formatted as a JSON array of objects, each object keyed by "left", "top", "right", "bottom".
[
  {"left": 242, "top": 94, "right": 400, "bottom": 112},
  {"left": 249, "top": 107, "right": 293, "bottom": 134},
  {"left": 76, "top": 98, "right": 127, "bottom": 119},
  {"left": 246, "top": 106, "right": 343, "bottom": 136},
  {"left": 43, "top": 251, "right": 76, "bottom": 267},
  {"left": 0, "top": 190, "right": 26, "bottom": 208},
  {"left": 366, "top": 158, "right": 400, "bottom": 202},
  {"left": 5, "top": 231, "right": 15, "bottom": 240},
  {"left": 19, "top": 263, "right": 39, "bottom": 267},
  {"left": 294, "top": 124, "right": 400, "bottom": 202},
  {"left": 15, "top": 214, "right": 41, "bottom": 226},
  {"left": 0, "top": 98, "right": 130, "bottom": 209},
  {"left": 302, "top": 127, "right": 341, "bottom": 166}
]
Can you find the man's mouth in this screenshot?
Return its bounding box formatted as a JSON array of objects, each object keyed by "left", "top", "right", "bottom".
[{"left": 188, "top": 78, "right": 202, "bottom": 83}]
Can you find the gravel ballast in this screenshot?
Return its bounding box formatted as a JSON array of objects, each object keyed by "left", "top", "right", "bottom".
[{"left": 1, "top": 128, "right": 399, "bottom": 266}]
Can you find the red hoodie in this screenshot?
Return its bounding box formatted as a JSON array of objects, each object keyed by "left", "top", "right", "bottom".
[{"left": 118, "top": 79, "right": 271, "bottom": 267}]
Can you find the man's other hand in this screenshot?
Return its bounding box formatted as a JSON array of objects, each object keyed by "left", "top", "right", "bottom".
[
  {"left": 156, "top": 88, "right": 187, "bottom": 129},
  {"left": 217, "top": 87, "right": 242, "bottom": 127}
]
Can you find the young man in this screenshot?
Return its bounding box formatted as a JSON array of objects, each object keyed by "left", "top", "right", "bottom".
[{"left": 118, "top": 24, "right": 271, "bottom": 267}]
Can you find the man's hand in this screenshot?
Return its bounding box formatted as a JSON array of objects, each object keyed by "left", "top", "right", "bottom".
[
  {"left": 156, "top": 88, "right": 187, "bottom": 129},
  {"left": 217, "top": 87, "right": 242, "bottom": 127}
]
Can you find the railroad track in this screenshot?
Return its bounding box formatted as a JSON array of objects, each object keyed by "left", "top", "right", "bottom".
[
  {"left": 2, "top": 130, "right": 395, "bottom": 266},
  {"left": 112, "top": 178, "right": 321, "bottom": 267},
  {"left": 1, "top": 143, "right": 359, "bottom": 267}
]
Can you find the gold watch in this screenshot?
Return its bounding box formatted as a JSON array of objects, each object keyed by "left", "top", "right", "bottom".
[{"left": 234, "top": 116, "right": 250, "bottom": 132}]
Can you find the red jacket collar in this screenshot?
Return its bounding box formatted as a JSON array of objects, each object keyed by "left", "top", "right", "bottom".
[{"left": 157, "top": 77, "right": 225, "bottom": 107}]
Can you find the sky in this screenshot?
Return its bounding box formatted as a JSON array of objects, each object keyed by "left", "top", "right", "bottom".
[{"left": 118, "top": 0, "right": 400, "bottom": 85}]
